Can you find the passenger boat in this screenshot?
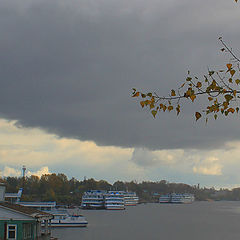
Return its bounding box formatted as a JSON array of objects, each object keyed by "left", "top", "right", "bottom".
[
  {"left": 182, "top": 193, "right": 195, "bottom": 203},
  {"left": 46, "top": 210, "right": 88, "bottom": 227},
  {"left": 104, "top": 191, "right": 125, "bottom": 210},
  {"left": 19, "top": 202, "right": 88, "bottom": 227},
  {"left": 170, "top": 193, "right": 184, "bottom": 203},
  {"left": 123, "top": 192, "right": 139, "bottom": 206},
  {"left": 159, "top": 194, "right": 171, "bottom": 203},
  {"left": 81, "top": 190, "right": 105, "bottom": 209},
  {"left": 159, "top": 193, "right": 194, "bottom": 204}
]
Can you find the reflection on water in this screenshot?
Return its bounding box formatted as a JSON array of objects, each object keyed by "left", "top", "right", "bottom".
[{"left": 52, "top": 202, "right": 240, "bottom": 240}]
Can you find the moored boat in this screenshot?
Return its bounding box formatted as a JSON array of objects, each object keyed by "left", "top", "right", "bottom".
[
  {"left": 123, "top": 192, "right": 139, "bottom": 206},
  {"left": 81, "top": 190, "right": 106, "bottom": 209},
  {"left": 104, "top": 191, "right": 125, "bottom": 210},
  {"left": 170, "top": 193, "right": 184, "bottom": 203},
  {"left": 46, "top": 210, "right": 88, "bottom": 227},
  {"left": 159, "top": 193, "right": 194, "bottom": 204},
  {"left": 20, "top": 201, "right": 88, "bottom": 227},
  {"left": 182, "top": 193, "right": 195, "bottom": 203},
  {"left": 159, "top": 194, "right": 171, "bottom": 203}
]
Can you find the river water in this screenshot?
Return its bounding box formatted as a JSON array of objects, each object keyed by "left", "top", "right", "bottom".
[{"left": 52, "top": 201, "right": 240, "bottom": 240}]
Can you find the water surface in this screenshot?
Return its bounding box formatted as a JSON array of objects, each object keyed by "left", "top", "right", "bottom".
[{"left": 52, "top": 202, "right": 240, "bottom": 240}]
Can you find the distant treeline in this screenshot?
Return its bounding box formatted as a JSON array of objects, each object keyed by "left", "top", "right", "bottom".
[{"left": 1, "top": 174, "right": 240, "bottom": 204}]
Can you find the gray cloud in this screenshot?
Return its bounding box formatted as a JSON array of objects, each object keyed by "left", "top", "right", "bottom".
[
  {"left": 131, "top": 148, "right": 159, "bottom": 167},
  {"left": 0, "top": 0, "right": 240, "bottom": 150}
]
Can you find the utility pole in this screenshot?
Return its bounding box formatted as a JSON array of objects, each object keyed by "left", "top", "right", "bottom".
[{"left": 22, "top": 165, "right": 26, "bottom": 193}]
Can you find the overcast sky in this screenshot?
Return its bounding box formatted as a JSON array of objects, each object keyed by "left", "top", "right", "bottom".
[{"left": 0, "top": 0, "right": 240, "bottom": 188}]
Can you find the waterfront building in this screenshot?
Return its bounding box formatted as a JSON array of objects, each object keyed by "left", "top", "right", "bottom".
[
  {"left": 5, "top": 188, "right": 23, "bottom": 204},
  {"left": 19, "top": 201, "right": 56, "bottom": 212},
  {"left": 0, "top": 184, "right": 53, "bottom": 240}
]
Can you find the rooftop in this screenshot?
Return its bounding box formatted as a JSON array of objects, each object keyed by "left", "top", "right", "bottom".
[{"left": 0, "top": 202, "right": 53, "bottom": 220}]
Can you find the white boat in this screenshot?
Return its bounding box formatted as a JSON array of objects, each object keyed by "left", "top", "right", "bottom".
[
  {"left": 104, "top": 191, "right": 125, "bottom": 210},
  {"left": 81, "top": 190, "right": 105, "bottom": 209},
  {"left": 123, "top": 192, "right": 139, "bottom": 206},
  {"left": 159, "top": 194, "right": 171, "bottom": 203},
  {"left": 170, "top": 193, "right": 184, "bottom": 203},
  {"left": 159, "top": 193, "right": 195, "bottom": 204},
  {"left": 20, "top": 202, "right": 88, "bottom": 227},
  {"left": 46, "top": 210, "right": 88, "bottom": 227},
  {"left": 182, "top": 193, "right": 195, "bottom": 203},
  {"left": 171, "top": 193, "right": 195, "bottom": 203}
]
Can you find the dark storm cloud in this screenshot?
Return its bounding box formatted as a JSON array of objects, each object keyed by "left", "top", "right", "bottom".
[{"left": 0, "top": 0, "right": 240, "bottom": 150}]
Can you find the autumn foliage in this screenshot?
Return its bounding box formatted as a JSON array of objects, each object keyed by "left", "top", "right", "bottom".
[{"left": 132, "top": 36, "right": 240, "bottom": 122}]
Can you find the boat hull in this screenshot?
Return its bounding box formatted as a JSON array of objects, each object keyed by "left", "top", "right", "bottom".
[
  {"left": 81, "top": 204, "right": 104, "bottom": 210},
  {"left": 159, "top": 193, "right": 194, "bottom": 204},
  {"left": 49, "top": 222, "right": 88, "bottom": 227},
  {"left": 105, "top": 206, "right": 125, "bottom": 210}
]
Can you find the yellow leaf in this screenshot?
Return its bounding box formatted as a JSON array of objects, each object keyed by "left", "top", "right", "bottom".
[
  {"left": 195, "top": 112, "right": 202, "bottom": 121},
  {"left": 226, "top": 63, "right": 232, "bottom": 70},
  {"left": 223, "top": 101, "right": 229, "bottom": 109},
  {"left": 150, "top": 103, "right": 155, "bottom": 109},
  {"left": 140, "top": 101, "right": 145, "bottom": 108},
  {"left": 176, "top": 105, "right": 180, "bottom": 115},
  {"left": 132, "top": 92, "right": 140, "bottom": 97},
  {"left": 208, "top": 97, "right": 213, "bottom": 101},
  {"left": 196, "top": 82, "right": 202, "bottom": 88},
  {"left": 163, "top": 105, "right": 167, "bottom": 112},
  {"left": 151, "top": 96, "right": 155, "bottom": 102},
  {"left": 190, "top": 95, "right": 196, "bottom": 102},
  {"left": 233, "top": 90, "right": 237, "bottom": 97},
  {"left": 144, "top": 100, "right": 150, "bottom": 105},
  {"left": 168, "top": 106, "right": 174, "bottom": 111},
  {"left": 228, "top": 108, "right": 235, "bottom": 113},
  {"left": 236, "top": 107, "right": 239, "bottom": 113},
  {"left": 235, "top": 79, "right": 240, "bottom": 85},
  {"left": 214, "top": 114, "right": 217, "bottom": 120},
  {"left": 230, "top": 69, "right": 236, "bottom": 76},
  {"left": 171, "top": 90, "right": 176, "bottom": 96},
  {"left": 224, "top": 94, "right": 233, "bottom": 102},
  {"left": 180, "top": 83, "right": 185, "bottom": 88},
  {"left": 151, "top": 110, "right": 157, "bottom": 118}
]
